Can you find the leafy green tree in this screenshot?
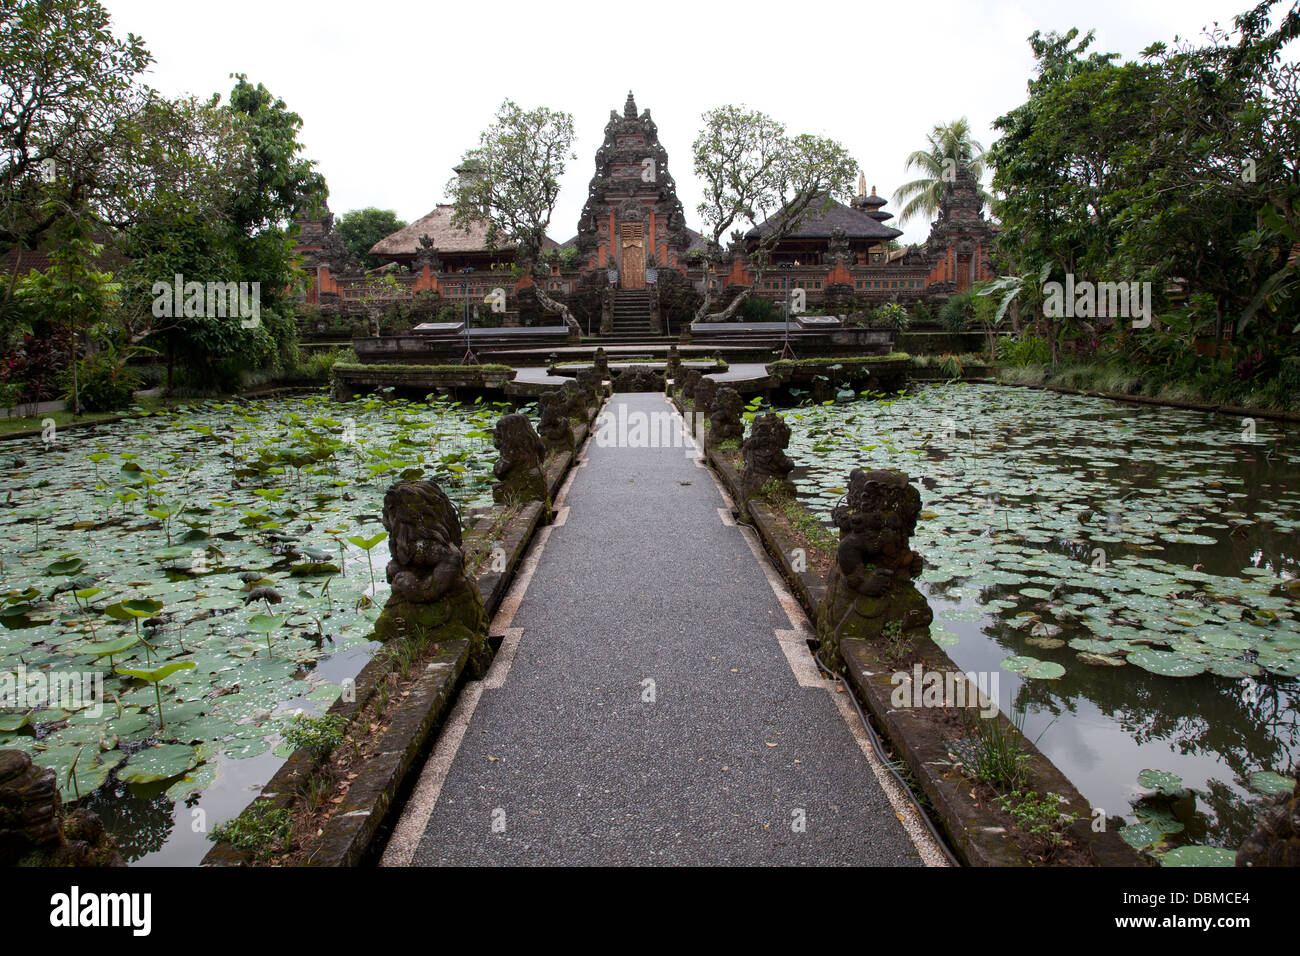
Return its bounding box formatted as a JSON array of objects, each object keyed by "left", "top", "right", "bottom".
[
  {"left": 447, "top": 99, "right": 575, "bottom": 262},
  {"left": 16, "top": 209, "right": 120, "bottom": 412},
  {"left": 0, "top": 0, "right": 152, "bottom": 252},
  {"left": 892, "top": 118, "right": 992, "bottom": 224},
  {"left": 692, "top": 105, "right": 858, "bottom": 319},
  {"left": 989, "top": 5, "right": 1299, "bottom": 375},
  {"left": 335, "top": 208, "right": 406, "bottom": 268},
  {"left": 446, "top": 99, "right": 577, "bottom": 330},
  {"left": 120, "top": 77, "right": 326, "bottom": 390}
]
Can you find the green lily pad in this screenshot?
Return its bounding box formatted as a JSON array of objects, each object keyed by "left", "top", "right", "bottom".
[
  {"left": 1248, "top": 771, "right": 1296, "bottom": 797},
  {"left": 1160, "top": 845, "right": 1236, "bottom": 867},
  {"left": 1126, "top": 649, "right": 1207, "bottom": 677},
  {"left": 119, "top": 744, "right": 200, "bottom": 784}
]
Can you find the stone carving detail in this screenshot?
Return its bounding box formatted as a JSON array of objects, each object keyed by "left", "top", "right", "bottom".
[
  {"left": 816, "top": 468, "right": 934, "bottom": 669},
  {"left": 611, "top": 366, "right": 665, "bottom": 392},
  {"left": 0, "top": 750, "right": 122, "bottom": 866},
  {"left": 375, "top": 478, "right": 489, "bottom": 669},
  {"left": 693, "top": 376, "right": 717, "bottom": 416},
  {"left": 537, "top": 391, "right": 573, "bottom": 452},
  {"left": 492, "top": 413, "right": 548, "bottom": 505},
  {"left": 826, "top": 226, "right": 852, "bottom": 263},
  {"left": 708, "top": 387, "right": 744, "bottom": 448},
  {"left": 576, "top": 92, "right": 690, "bottom": 269},
  {"left": 739, "top": 412, "right": 795, "bottom": 501},
  {"left": 560, "top": 379, "right": 589, "bottom": 420},
  {"left": 413, "top": 234, "right": 441, "bottom": 271},
  {"left": 1237, "top": 773, "right": 1300, "bottom": 867},
  {"left": 593, "top": 347, "right": 610, "bottom": 379},
  {"left": 666, "top": 345, "right": 681, "bottom": 381},
  {"left": 576, "top": 368, "right": 605, "bottom": 405},
  {"left": 383, "top": 480, "right": 469, "bottom": 604},
  {"left": 679, "top": 368, "right": 702, "bottom": 400}
]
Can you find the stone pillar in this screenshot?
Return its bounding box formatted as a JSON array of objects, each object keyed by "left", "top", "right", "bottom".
[
  {"left": 815, "top": 468, "right": 934, "bottom": 671},
  {"left": 372, "top": 479, "right": 491, "bottom": 675}
]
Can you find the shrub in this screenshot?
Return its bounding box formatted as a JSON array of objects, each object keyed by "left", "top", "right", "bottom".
[
  {"left": 940, "top": 292, "right": 975, "bottom": 332},
  {"left": 996, "top": 332, "right": 1051, "bottom": 367},
  {"left": 61, "top": 348, "right": 141, "bottom": 412},
  {"left": 208, "top": 802, "right": 294, "bottom": 860},
  {"left": 870, "top": 303, "right": 910, "bottom": 332},
  {"left": 0, "top": 328, "right": 70, "bottom": 412},
  {"left": 281, "top": 712, "right": 347, "bottom": 759}
]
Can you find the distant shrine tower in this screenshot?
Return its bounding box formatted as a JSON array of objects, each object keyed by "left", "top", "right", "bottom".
[{"left": 574, "top": 92, "right": 692, "bottom": 288}]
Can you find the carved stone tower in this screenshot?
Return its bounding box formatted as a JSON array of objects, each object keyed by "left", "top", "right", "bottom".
[
  {"left": 575, "top": 92, "right": 692, "bottom": 287},
  {"left": 924, "top": 163, "right": 996, "bottom": 293}
]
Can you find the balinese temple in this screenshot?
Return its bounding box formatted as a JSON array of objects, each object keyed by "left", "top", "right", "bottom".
[
  {"left": 293, "top": 91, "right": 996, "bottom": 310},
  {"left": 745, "top": 175, "right": 904, "bottom": 267},
  {"left": 567, "top": 91, "right": 699, "bottom": 286}
]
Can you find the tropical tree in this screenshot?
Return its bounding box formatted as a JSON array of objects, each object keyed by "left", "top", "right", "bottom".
[
  {"left": 989, "top": 3, "right": 1299, "bottom": 377},
  {"left": 891, "top": 118, "right": 992, "bottom": 225},
  {"left": 692, "top": 105, "right": 858, "bottom": 320},
  {"left": 335, "top": 208, "right": 406, "bottom": 269},
  {"left": 447, "top": 99, "right": 575, "bottom": 263},
  {"left": 446, "top": 99, "right": 578, "bottom": 330},
  {"left": 0, "top": 0, "right": 152, "bottom": 253}
]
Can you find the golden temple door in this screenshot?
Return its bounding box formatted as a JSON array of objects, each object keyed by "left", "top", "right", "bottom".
[{"left": 620, "top": 223, "right": 645, "bottom": 289}]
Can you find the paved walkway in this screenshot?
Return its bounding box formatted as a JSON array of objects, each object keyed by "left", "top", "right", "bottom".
[{"left": 383, "top": 392, "right": 933, "bottom": 866}]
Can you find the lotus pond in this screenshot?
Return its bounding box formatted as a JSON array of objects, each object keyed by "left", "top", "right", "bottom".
[
  {"left": 0, "top": 393, "right": 505, "bottom": 865},
  {"left": 785, "top": 382, "right": 1300, "bottom": 859}
]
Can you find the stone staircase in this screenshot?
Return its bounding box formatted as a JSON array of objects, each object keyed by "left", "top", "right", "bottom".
[{"left": 608, "top": 289, "right": 653, "bottom": 339}]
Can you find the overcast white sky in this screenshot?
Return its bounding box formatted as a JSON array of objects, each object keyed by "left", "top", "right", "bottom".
[{"left": 104, "top": 0, "right": 1272, "bottom": 245}]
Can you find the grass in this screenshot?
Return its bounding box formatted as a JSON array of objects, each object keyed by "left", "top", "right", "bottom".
[
  {"left": 954, "top": 708, "right": 1031, "bottom": 791},
  {"left": 996, "top": 360, "right": 1300, "bottom": 414},
  {"left": 881, "top": 619, "right": 914, "bottom": 665},
  {"left": 768, "top": 352, "right": 910, "bottom": 370},
  {"left": 280, "top": 713, "right": 348, "bottom": 760},
  {"left": 0, "top": 396, "right": 169, "bottom": 437},
  {"left": 756, "top": 478, "right": 838, "bottom": 553},
  {"left": 332, "top": 361, "right": 512, "bottom": 374},
  {"left": 208, "top": 802, "right": 294, "bottom": 861}
]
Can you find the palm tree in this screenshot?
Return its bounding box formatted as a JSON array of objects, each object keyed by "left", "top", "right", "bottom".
[{"left": 892, "top": 118, "right": 994, "bottom": 225}]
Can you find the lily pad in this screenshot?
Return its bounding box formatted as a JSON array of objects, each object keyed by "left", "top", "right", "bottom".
[{"left": 119, "top": 744, "right": 200, "bottom": 784}]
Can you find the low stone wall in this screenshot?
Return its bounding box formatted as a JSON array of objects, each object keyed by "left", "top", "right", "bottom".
[{"left": 332, "top": 363, "right": 514, "bottom": 399}]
